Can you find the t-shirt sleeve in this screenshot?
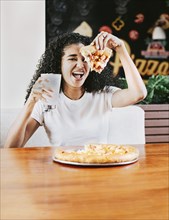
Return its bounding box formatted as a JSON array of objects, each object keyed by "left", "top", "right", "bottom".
[
  {"left": 31, "top": 101, "right": 44, "bottom": 126},
  {"left": 105, "top": 86, "right": 121, "bottom": 110}
]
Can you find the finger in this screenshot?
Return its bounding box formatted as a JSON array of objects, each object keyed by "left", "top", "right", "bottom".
[
  {"left": 93, "top": 38, "right": 99, "bottom": 50},
  {"left": 30, "top": 92, "right": 41, "bottom": 102},
  {"left": 98, "top": 32, "right": 110, "bottom": 50},
  {"left": 91, "top": 41, "right": 94, "bottom": 46},
  {"left": 37, "top": 77, "right": 49, "bottom": 84},
  {"left": 103, "top": 37, "right": 109, "bottom": 49},
  {"left": 92, "top": 32, "right": 102, "bottom": 50},
  {"left": 32, "top": 86, "right": 42, "bottom": 92},
  {"left": 41, "top": 88, "right": 53, "bottom": 97},
  {"left": 111, "top": 35, "right": 122, "bottom": 49},
  {"left": 42, "top": 87, "right": 54, "bottom": 93},
  {"left": 36, "top": 78, "right": 44, "bottom": 83},
  {"left": 31, "top": 91, "right": 42, "bottom": 100},
  {"left": 102, "top": 34, "right": 112, "bottom": 50},
  {"left": 40, "top": 97, "right": 47, "bottom": 102},
  {"left": 33, "top": 91, "right": 47, "bottom": 103},
  {"left": 98, "top": 32, "right": 108, "bottom": 50},
  {"left": 33, "top": 80, "right": 43, "bottom": 90}
]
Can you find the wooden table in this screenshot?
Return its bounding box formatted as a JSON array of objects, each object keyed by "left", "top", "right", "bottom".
[{"left": 1, "top": 144, "right": 168, "bottom": 220}]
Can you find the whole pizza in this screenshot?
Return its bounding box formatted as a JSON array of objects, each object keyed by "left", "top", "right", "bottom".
[{"left": 54, "top": 144, "right": 139, "bottom": 164}]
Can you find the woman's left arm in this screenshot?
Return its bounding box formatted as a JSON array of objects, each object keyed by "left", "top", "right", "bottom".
[
  {"left": 112, "top": 41, "right": 147, "bottom": 107},
  {"left": 93, "top": 32, "right": 147, "bottom": 107}
]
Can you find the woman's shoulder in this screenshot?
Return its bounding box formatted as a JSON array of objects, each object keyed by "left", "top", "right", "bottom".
[
  {"left": 32, "top": 100, "right": 47, "bottom": 113},
  {"left": 102, "top": 86, "right": 121, "bottom": 94},
  {"left": 88, "top": 86, "right": 121, "bottom": 96}
]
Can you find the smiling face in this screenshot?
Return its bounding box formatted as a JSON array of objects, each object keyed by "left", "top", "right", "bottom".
[{"left": 61, "top": 43, "right": 90, "bottom": 91}]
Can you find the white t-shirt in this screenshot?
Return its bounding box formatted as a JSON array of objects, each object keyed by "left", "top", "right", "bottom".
[{"left": 31, "top": 86, "right": 120, "bottom": 146}]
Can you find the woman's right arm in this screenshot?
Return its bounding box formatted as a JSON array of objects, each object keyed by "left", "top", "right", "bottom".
[
  {"left": 4, "top": 100, "right": 40, "bottom": 148},
  {"left": 4, "top": 77, "right": 53, "bottom": 148}
]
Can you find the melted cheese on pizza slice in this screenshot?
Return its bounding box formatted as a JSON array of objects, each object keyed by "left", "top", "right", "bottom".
[{"left": 80, "top": 45, "right": 112, "bottom": 73}]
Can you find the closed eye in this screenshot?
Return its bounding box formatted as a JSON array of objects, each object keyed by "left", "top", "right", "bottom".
[
  {"left": 68, "top": 58, "right": 77, "bottom": 61},
  {"left": 68, "top": 58, "right": 87, "bottom": 63}
]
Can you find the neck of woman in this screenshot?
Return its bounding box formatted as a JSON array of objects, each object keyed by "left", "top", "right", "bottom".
[{"left": 62, "top": 85, "right": 85, "bottom": 100}]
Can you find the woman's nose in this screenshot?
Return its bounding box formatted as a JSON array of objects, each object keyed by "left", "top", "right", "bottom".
[{"left": 76, "top": 59, "right": 85, "bottom": 68}]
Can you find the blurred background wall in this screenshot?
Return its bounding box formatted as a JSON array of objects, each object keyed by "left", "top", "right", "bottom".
[
  {"left": 1, "top": 0, "right": 45, "bottom": 108},
  {"left": 46, "top": 0, "right": 169, "bottom": 104},
  {"left": 1, "top": 0, "right": 168, "bottom": 108}
]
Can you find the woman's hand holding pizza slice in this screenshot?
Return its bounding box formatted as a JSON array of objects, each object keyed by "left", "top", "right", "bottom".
[
  {"left": 80, "top": 31, "right": 123, "bottom": 73},
  {"left": 92, "top": 31, "right": 122, "bottom": 51}
]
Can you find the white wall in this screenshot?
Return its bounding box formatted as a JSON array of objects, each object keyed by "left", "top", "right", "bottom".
[{"left": 1, "top": 0, "right": 45, "bottom": 108}]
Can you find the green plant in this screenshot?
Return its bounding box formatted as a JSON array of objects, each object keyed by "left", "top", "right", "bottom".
[{"left": 115, "top": 75, "right": 169, "bottom": 104}]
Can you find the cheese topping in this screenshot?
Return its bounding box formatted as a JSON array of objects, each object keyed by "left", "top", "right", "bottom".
[
  {"left": 54, "top": 144, "right": 139, "bottom": 164},
  {"left": 75, "top": 144, "right": 132, "bottom": 156},
  {"left": 80, "top": 45, "right": 112, "bottom": 73}
]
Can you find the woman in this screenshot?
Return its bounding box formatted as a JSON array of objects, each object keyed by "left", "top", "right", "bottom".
[{"left": 4, "top": 32, "right": 147, "bottom": 148}]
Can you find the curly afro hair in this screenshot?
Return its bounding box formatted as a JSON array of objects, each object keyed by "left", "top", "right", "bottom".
[{"left": 25, "top": 32, "right": 115, "bottom": 103}]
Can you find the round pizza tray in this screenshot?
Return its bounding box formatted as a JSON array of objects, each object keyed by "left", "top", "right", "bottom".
[{"left": 52, "top": 157, "right": 139, "bottom": 167}]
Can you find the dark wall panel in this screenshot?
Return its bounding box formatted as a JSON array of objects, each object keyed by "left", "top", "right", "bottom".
[{"left": 46, "top": 0, "right": 169, "bottom": 80}]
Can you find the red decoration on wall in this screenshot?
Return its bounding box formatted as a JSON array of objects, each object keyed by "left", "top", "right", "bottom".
[
  {"left": 129, "top": 30, "right": 139, "bottom": 40},
  {"left": 99, "top": 25, "right": 112, "bottom": 33},
  {"left": 134, "top": 13, "right": 144, "bottom": 23}
]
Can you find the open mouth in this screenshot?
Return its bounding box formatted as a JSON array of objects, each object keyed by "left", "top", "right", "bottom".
[{"left": 72, "top": 72, "right": 84, "bottom": 80}]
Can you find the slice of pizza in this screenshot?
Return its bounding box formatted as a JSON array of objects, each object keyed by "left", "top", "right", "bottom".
[
  {"left": 54, "top": 144, "right": 139, "bottom": 164},
  {"left": 80, "top": 45, "right": 112, "bottom": 73}
]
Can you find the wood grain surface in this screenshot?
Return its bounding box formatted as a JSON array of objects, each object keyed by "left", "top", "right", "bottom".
[{"left": 1, "top": 144, "right": 168, "bottom": 220}]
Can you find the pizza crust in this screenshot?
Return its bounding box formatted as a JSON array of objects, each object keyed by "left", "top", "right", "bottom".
[
  {"left": 80, "top": 45, "right": 112, "bottom": 73},
  {"left": 54, "top": 144, "right": 139, "bottom": 164}
]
